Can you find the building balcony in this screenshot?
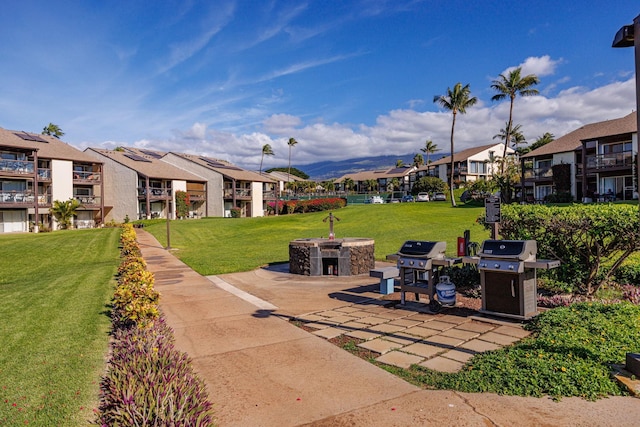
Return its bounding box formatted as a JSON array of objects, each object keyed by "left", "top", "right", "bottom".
[
  {"left": 38, "top": 168, "right": 51, "bottom": 181},
  {"left": 0, "top": 191, "right": 35, "bottom": 205},
  {"left": 224, "top": 189, "right": 251, "bottom": 199},
  {"left": 187, "top": 190, "right": 206, "bottom": 201},
  {"left": 74, "top": 195, "right": 102, "bottom": 208},
  {"left": 524, "top": 167, "right": 553, "bottom": 180},
  {"left": 138, "top": 187, "right": 172, "bottom": 199},
  {"left": 73, "top": 170, "right": 101, "bottom": 183},
  {"left": 75, "top": 219, "right": 96, "bottom": 229},
  {"left": 585, "top": 152, "right": 634, "bottom": 170},
  {"left": 0, "top": 159, "right": 34, "bottom": 176}
]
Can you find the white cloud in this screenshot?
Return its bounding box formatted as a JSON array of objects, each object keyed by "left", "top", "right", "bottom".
[{"left": 502, "top": 55, "right": 563, "bottom": 78}]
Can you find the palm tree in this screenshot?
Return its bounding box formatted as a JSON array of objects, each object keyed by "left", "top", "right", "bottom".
[
  {"left": 343, "top": 177, "right": 355, "bottom": 193},
  {"left": 491, "top": 67, "right": 540, "bottom": 172},
  {"left": 287, "top": 137, "right": 298, "bottom": 187},
  {"left": 433, "top": 82, "right": 478, "bottom": 207},
  {"left": 259, "top": 144, "right": 274, "bottom": 175},
  {"left": 50, "top": 198, "right": 81, "bottom": 229},
  {"left": 42, "top": 123, "right": 65, "bottom": 139},
  {"left": 395, "top": 159, "right": 404, "bottom": 168},
  {"left": 365, "top": 179, "right": 378, "bottom": 192},
  {"left": 529, "top": 132, "right": 555, "bottom": 151},
  {"left": 413, "top": 153, "right": 424, "bottom": 167},
  {"left": 421, "top": 139, "right": 441, "bottom": 164}
]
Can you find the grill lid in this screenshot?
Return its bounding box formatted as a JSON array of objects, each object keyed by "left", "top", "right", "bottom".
[
  {"left": 397, "top": 240, "right": 446, "bottom": 258},
  {"left": 479, "top": 240, "right": 537, "bottom": 261}
]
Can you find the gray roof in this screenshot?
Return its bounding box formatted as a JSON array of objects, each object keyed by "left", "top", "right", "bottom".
[
  {"left": 0, "top": 127, "right": 101, "bottom": 163},
  {"left": 522, "top": 112, "right": 637, "bottom": 158},
  {"left": 169, "top": 152, "right": 275, "bottom": 183},
  {"left": 86, "top": 148, "right": 205, "bottom": 181}
]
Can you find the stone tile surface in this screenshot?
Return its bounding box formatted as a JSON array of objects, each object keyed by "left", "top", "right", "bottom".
[
  {"left": 459, "top": 339, "right": 502, "bottom": 353},
  {"left": 375, "top": 351, "right": 424, "bottom": 369},
  {"left": 344, "top": 329, "right": 383, "bottom": 340},
  {"left": 455, "top": 321, "right": 496, "bottom": 333},
  {"left": 441, "top": 349, "right": 476, "bottom": 363},
  {"left": 440, "top": 328, "right": 481, "bottom": 340},
  {"left": 402, "top": 342, "right": 445, "bottom": 358},
  {"left": 493, "top": 325, "right": 531, "bottom": 338},
  {"left": 419, "top": 356, "right": 465, "bottom": 373},
  {"left": 312, "top": 327, "right": 346, "bottom": 339},
  {"left": 403, "top": 326, "right": 440, "bottom": 338},
  {"left": 480, "top": 331, "right": 522, "bottom": 346},
  {"left": 358, "top": 338, "right": 402, "bottom": 354},
  {"left": 423, "top": 334, "right": 466, "bottom": 349}
]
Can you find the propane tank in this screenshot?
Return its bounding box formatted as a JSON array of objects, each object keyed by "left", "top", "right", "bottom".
[{"left": 436, "top": 275, "right": 456, "bottom": 307}]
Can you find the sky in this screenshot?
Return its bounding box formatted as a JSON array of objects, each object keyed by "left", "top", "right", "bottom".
[{"left": 1, "top": 1, "right": 639, "bottom": 172}]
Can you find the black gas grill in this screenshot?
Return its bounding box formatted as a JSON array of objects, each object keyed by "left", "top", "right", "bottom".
[
  {"left": 396, "top": 241, "right": 459, "bottom": 308},
  {"left": 465, "top": 239, "right": 559, "bottom": 320}
]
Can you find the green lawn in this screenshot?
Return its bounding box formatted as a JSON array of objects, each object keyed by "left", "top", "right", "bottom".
[
  {"left": 142, "top": 202, "right": 489, "bottom": 275},
  {"left": 0, "top": 228, "right": 121, "bottom": 426}
]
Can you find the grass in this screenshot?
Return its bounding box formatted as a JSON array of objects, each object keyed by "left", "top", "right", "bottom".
[
  {"left": 0, "top": 228, "right": 121, "bottom": 426},
  {"left": 141, "top": 202, "right": 489, "bottom": 275}
]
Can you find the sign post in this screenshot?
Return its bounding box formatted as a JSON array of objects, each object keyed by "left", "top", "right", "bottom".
[{"left": 485, "top": 196, "right": 501, "bottom": 239}]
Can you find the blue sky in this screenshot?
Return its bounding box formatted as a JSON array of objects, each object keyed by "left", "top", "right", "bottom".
[{"left": 0, "top": 1, "right": 638, "bottom": 171}]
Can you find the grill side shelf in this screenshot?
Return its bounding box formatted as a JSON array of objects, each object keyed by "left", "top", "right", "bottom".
[{"left": 523, "top": 259, "right": 561, "bottom": 270}]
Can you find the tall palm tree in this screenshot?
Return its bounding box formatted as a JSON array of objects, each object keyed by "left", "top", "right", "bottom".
[
  {"left": 259, "top": 144, "right": 274, "bottom": 175},
  {"left": 42, "top": 123, "right": 65, "bottom": 139},
  {"left": 491, "top": 67, "right": 540, "bottom": 172},
  {"left": 395, "top": 159, "right": 404, "bottom": 168},
  {"left": 529, "top": 132, "right": 555, "bottom": 151},
  {"left": 421, "top": 139, "right": 441, "bottom": 164},
  {"left": 287, "top": 137, "right": 298, "bottom": 187},
  {"left": 433, "top": 82, "right": 478, "bottom": 207},
  {"left": 413, "top": 153, "right": 424, "bottom": 167}
]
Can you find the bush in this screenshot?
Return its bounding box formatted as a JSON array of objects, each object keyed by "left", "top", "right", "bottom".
[
  {"left": 487, "top": 204, "right": 640, "bottom": 295},
  {"left": 615, "top": 262, "right": 640, "bottom": 285},
  {"left": 230, "top": 207, "right": 241, "bottom": 218},
  {"left": 97, "top": 319, "right": 214, "bottom": 426}
]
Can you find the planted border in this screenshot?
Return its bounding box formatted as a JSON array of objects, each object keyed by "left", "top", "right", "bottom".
[{"left": 95, "top": 224, "right": 215, "bottom": 426}]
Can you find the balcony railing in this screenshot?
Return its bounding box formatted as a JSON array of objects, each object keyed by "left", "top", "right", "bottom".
[
  {"left": 586, "top": 152, "right": 634, "bottom": 169},
  {"left": 0, "top": 191, "right": 35, "bottom": 204},
  {"left": 138, "top": 187, "right": 172, "bottom": 198},
  {"left": 38, "top": 168, "right": 51, "bottom": 180},
  {"left": 75, "top": 220, "right": 96, "bottom": 229},
  {"left": 187, "top": 190, "right": 206, "bottom": 200},
  {"left": 74, "top": 196, "right": 102, "bottom": 206},
  {"left": 73, "top": 171, "right": 101, "bottom": 182},
  {"left": 224, "top": 189, "right": 251, "bottom": 198},
  {"left": 0, "top": 159, "right": 34, "bottom": 175},
  {"left": 524, "top": 166, "right": 553, "bottom": 180},
  {"left": 263, "top": 190, "right": 277, "bottom": 199}
]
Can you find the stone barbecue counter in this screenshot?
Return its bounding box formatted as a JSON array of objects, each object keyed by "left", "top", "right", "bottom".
[{"left": 289, "top": 238, "right": 375, "bottom": 276}]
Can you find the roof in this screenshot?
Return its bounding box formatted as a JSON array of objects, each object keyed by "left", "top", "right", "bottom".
[
  {"left": 169, "top": 152, "right": 275, "bottom": 183},
  {"left": 264, "top": 170, "right": 304, "bottom": 182},
  {"left": 336, "top": 166, "right": 415, "bottom": 182},
  {"left": 521, "top": 112, "right": 637, "bottom": 158},
  {"left": 86, "top": 148, "right": 205, "bottom": 181},
  {"left": 0, "top": 127, "right": 101, "bottom": 163},
  {"left": 430, "top": 142, "right": 508, "bottom": 166}
]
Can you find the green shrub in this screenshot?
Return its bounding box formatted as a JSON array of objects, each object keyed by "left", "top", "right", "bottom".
[
  {"left": 230, "top": 207, "right": 241, "bottom": 218},
  {"left": 489, "top": 204, "right": 640, "bottom": 295},
  {"left": 615, "top": 262, "right": 640, "bottom": 285}
]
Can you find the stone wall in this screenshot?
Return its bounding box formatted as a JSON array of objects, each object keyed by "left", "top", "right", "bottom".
[{"left": 349, "top": 244, "right": 376, "bottom": 275}]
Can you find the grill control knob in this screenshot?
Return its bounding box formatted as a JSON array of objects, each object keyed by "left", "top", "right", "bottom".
[
  {"left": 399, "top": 260, "right": 404, "bottom": 265},
  {"left": 494, "top": 263, "right": 500, "bottom": 269},
  {"left": 409, "top": 260, "right": 414, "bottom": 266},
  {"left": 508, "top": 264, "right": 515, "bottom": 270},
  {"left": 419, "top": 261, "right": 425, "bottom": 267}
]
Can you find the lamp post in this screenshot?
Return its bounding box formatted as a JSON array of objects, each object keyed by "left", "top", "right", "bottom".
[{"left": 612, "top": 14, "right": 640, "bottom": 208}]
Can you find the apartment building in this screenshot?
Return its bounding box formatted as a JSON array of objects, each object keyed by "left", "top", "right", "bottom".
[
  {"left": 0, "top": 128, "right": 104, "bottom": 232},
  {"left": 85, "top": 148, "right": 207, "bottom": 222},
  {"left": 521, "top": 112, "right": 637, "bottom": 202}
]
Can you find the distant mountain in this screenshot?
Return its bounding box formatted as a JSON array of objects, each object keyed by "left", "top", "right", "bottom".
[{"left": 299, "top": 153, "right": 448, "bottom": 180}]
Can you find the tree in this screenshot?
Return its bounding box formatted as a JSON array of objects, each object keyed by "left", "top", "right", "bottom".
[
  {"left": 395, "top": 159, "right": 404, "bottom": 168},
  {"left": 420, "top": 139, "right": 441, "bottom": 164},
  {"left": 259, "top": 144, "right": 274, "bottom": 175},
  {"left": 412, "top": 153, "right": 424, "bottom": 167},
  {"left": 287, "top": 137, "right": 298, "bottom": 186},
  {"left": 265, "top": 167, "right": 309, "bottom": 179},
  {"left": 411, "top": 176, "right": 448, "bottom": 195},
  {"left": 42, "top": 123, "right": 65, "bottom": 139},
  {"left": 529, "top": 132, "right": 555, "bottom": 151},
  {"left": 491, "top": 67, "right": 540, "bottom": 172},
  {"left": 342, "top": 177, "right": 355, "bottom": 193},
  {"left": 50, "top": 198, "right": 80, "bottom": 229},
  {"left": 388, "top": 177, "right": 401, "bottom": 192},
  {"left": 433, "top": 82, "right": 478, "bottom": 207},
  {"left": 365, "top": 179, "right": 378, "bottom": 192},
  {"left": 493, "top": 122, "right": 528, "bottom": 154}
]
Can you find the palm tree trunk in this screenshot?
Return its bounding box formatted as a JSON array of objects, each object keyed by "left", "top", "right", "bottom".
[
  {"left": 450, "top": 112, "right": 457, "bottom": 207},
  {"left": 501, "top": 97, "right": 515, "bottom": 173}
]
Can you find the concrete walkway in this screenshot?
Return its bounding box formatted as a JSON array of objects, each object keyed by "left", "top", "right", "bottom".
[{"left": 136, "top": 230, "right": 640, "bottom": 427}]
